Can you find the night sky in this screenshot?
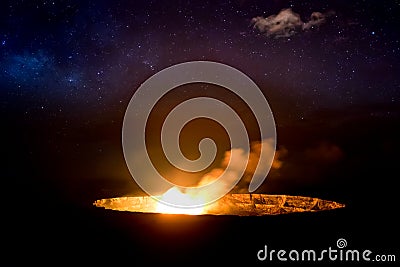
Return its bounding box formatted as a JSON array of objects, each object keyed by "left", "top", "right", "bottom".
[{"left": 2, "top": 0, "right": 399, "bottom": 265}]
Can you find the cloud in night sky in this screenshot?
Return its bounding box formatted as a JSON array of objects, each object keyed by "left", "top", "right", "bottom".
[
  {"left": 251, "top": 8, "right": 334, "bottom": 38},
  {"left": 303, "top": 11, "right": 330, "bottom": 31},
  {"left": 251, "top": 9, "right": 302, "bottom": 38}
]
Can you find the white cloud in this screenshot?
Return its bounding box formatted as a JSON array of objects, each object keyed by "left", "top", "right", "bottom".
[
  {"left": 251, "top": 8, "right": 303, "bottom": 38},
  {"left": 251, "top": 8, "right": 334, "bottom": 38}
]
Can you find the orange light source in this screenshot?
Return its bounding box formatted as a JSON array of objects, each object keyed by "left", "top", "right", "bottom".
[{"left": 94, "top": 191, "right": 345, "bottom": 216}]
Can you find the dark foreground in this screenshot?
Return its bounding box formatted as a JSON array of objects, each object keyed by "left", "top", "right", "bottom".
[
  {"left": 3, "top": 194, "right": 398, "bottom": 266},
  {"left": 4, "top": 105, "right": 399, "bottom": 266}
]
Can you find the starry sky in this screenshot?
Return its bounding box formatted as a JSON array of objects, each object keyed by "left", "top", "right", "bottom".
[
  {"left": 2, "top": 0, "right": 399, "bottom": 118},
  {"left": 2, "top": 0, "right": 400, "bottom": 201}
]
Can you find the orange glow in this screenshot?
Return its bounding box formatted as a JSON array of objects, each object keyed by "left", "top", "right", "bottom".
[
  {"left": 94, "top": 193, "right": 345, "bottom": 216},
  {"left": 155, "top": 187, "right": 206, "bottom": 215}
]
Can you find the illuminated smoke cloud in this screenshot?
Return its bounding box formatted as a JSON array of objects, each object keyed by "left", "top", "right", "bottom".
[
  {"left": 196, "top": 139, "right": 286, "bottom": 193},
  {"left": 305, "top": 141, "right": 343, "bottom": 164}
]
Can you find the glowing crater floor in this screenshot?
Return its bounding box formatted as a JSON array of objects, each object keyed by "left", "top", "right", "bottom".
[{"left": 94, "top": 194, "right": 345, "bottom": 216}]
